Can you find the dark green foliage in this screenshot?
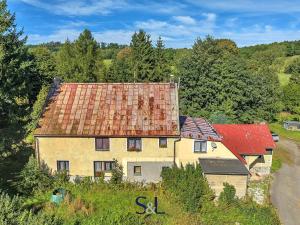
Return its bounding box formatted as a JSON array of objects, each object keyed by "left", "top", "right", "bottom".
[
  {"left": 282, "top": 83, "right": 300, "bottom": 114},
  {"left": 26, "top": 85, "right": 50, "bottom": 142},
  {"left": 218, "top": 183, "right": 236, "bottom": 204},
  {"left": 179, "top": 37, "right": 281, "bottom": 123},
  {"left": 153, "top": 36, "right": 171, "bottom": 81},
  {"left": 56, "top": 29, "right": 103, "bottom": 82},
  {"left": 106, "top": 47, "right": 134, "bottom": 82},
  {"left": 29, "top": 47, "right": 56, "bottom": 85},
  {"left": 0, "top": 191, "right": 62, "bottom": 225},
  {"left": 130, "top": 30, "right": 155, "bottom": 81},
  {"left": 110, "top": 159, "right": 123, "bottom": 185},
  {"left": 161, "top": 164, "right": 212, "bottom": 213},
  {"left": 0, "top": 0, "right": 41, "bottom": 156},
  {"left": 15, "top": 155, "right": 52, "bottom": 195},
  {"left": 285, "top": 57, "right": 300, "bottom": 78}
]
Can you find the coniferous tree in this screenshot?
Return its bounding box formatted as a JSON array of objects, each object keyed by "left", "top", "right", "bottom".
[
  {"left": 130, "top": 30, "right": 155, "bottom": 82},
  {"left": 0, "top": 0, "right": 40, "bottom": 155},
  {"left": 56, "top": 29, "right": 102, "bottom": 82},
  {"left": 153, "top": 36, "right": 171, "bottom": 81}
]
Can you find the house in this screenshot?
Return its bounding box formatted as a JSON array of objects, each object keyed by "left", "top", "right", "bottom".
[
  {"left": 35, "top": 82, "right": 274, "bottom": 197},
  {"left": 284, "top": 121, "right": 300, "bottom": 131},
  {"left": 34, "top": 83, "right": 180, "bottom": 183},
  {"left": 176, "top": 116, "right": 249, "bottom": 197},
  {"left": 213, "top": 124, "right": 276, "bottom": 175}
]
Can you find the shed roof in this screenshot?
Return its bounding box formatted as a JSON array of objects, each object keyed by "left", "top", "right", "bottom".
[
  {"left": 179, "top": 116, "right": 221, "bottom": 141},
  {"left": 199, "top": 158, "right": 249, "bottom": 175},
  {"left": 34, "top": 83, "right": 180, "bottom": 137},
  {"left": 213, "top": 124, "right": 276, "bottom": 157}
]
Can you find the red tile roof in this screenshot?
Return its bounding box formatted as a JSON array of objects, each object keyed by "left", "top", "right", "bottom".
[
  {"left": 213, "top": 124, "right": 276, "bottom": 160},
  {"left": 180, "top": 116, "right": 221, "bottom": 141},
  {"left": 34, "top": 83, "right": 180, "bottom": 137}
]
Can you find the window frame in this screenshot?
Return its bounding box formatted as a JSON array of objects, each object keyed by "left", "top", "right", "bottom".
[
  {"left": 127, "top": 138, "right": 142, "bottom": 151},
  {"left": 134, "top": 166, "right": 142, "bottom": 176},
  {"left": 95, "top": 137, "right": 110, "bottom": 151},
  {"left": 194, "top": 140, "right": 207, "bottom": 153},
  {"left": 57, "top": 160, "right": 70, "bottom": 173},
  {"left": 159, "top": 137, "right": 168, "bottom": 148},
  {"left": 94, "top": 161, "right": 115, "bottom": 177}
]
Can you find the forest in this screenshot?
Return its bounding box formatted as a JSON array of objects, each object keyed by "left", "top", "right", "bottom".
[{"left": 0, "top": 0, "right": 299, "bottom": 224}]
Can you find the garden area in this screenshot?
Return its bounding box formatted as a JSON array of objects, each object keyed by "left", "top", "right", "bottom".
[{"left": 0, "top": 157, "right": 280, "bottom": 225}]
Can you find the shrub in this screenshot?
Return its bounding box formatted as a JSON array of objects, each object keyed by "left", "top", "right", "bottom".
[
  {"left": 218, "top": 183, "right": 236, "bottom": 204},
  {"left": 110, "top": 159, "right": 123, "bottom": 185},
  {"left": 15, "top": 155, "right": 52, "bottom": 195},
  {"left": 161, "top": 163, "right": 213, "bottom": 213}
]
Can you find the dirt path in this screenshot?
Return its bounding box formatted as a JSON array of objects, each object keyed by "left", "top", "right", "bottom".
[{"left": 270, "top": 138, "right": 300, "bottom": 225}]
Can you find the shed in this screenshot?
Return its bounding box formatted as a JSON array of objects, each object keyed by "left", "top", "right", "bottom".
[
  {"left": 283, "top": 121, "right": 300, "bottom": 131},
  {"left": 199, "top": 158, "right": 249, "bottom": 198}
]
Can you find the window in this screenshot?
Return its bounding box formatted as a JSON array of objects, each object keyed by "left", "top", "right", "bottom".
[
  {"left": 127, "top": 138, "right": 142, "bottom": 151},
  {"left": 94, "top": 161, "right": 115, "bottom": 177},
  {"left": 194, "top": 141, "right": 207, "bottom": 153},
  {"left": 159, "top": 138, "right": 168, "bottom": 148},
  {"left": 57, "top": 161, "right": 69, "bottom": 172},
  {"left": 134, "top": 166, "right": 141, "bottom": 176},
  {"left": 95, "top": 138, "right": 110, "bottom": 151}
]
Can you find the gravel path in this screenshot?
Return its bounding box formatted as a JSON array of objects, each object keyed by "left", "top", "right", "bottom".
[{"left": 270, "top": 138, "right": 300, "bottom": 225}]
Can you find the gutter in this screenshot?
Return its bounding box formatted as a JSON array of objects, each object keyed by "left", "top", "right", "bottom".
[{"left": 173, "top": 137, "right": 181, "bottom": 165}]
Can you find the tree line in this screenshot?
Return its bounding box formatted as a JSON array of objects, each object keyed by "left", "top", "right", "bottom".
[{"left": 1, "top": 0, "right": 300, "bottom": 157}]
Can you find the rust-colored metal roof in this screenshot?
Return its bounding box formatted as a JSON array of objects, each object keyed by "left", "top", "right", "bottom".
[{"left": 34, "top": 83, "right": 180, "bottom": 137}]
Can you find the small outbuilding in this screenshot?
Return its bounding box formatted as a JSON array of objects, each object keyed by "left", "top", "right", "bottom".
[
  {"left": 199, "top": 158, "right": 249, "bottom": 198},
  {"left": 283, "top": 121, "right": 300, "bottom": 131}
]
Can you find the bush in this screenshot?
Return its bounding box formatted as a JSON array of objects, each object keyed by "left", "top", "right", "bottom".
[
  {"left": 161, "top": 163, "right": 213, "bottom": 213},
  {"left": 0, "top": 191, "right": 61, "bottom": 225},
  {"left": 218, "top": 183, "right": 236, "bottom": 204},
  {"left": 110, "top": 159, "right": 123, "bottom": 185},
  {"left": 15, "top": 155, "right": 52, "bottom": 195}
]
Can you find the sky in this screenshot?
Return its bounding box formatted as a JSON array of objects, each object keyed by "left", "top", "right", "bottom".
[{"left": 8, "top": 0, "right": 300, "bottom": 48}]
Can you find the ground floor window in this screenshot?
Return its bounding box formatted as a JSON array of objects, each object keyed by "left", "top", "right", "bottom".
[
  {"left": 57, "top": 161, "right": 69, "bottom": 173},
  {"left": 134, "top": 166, "right": 142, "bottom": 176},
  {"left": 94, "top": 161, "right": 115, "bottom": 177}
]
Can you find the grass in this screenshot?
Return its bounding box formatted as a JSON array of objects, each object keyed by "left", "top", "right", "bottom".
[
  {"left": 277, "top": 73, "right": 291, "bottom": 86},
  {"left": 27, "top": 183, "right": 199, "bottom": 225},
  {"left": 270, "top": 123, "right": 300, "bottom": 142}
]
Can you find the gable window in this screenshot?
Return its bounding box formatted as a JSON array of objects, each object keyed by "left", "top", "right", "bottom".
[
  {"left": 57, "top": 161, "right": 69, "bottom": 172},
  {"left": 127, "top": 138, "right": 142, "bottom": 151},
  {"left": 134, "top": 166, "right": 142, "bottom": 176},
  {"left": 94, "top": 161, "right": 115, "bottom": 177},
  {"left": 95, "top": 138, "right": 110, "bottom": 151},
  {"left": 159, "top": 138, "right": 168, "bottom": 148},
  {"left": 194, "top": 141, "right": 207, "bottom": 153}
]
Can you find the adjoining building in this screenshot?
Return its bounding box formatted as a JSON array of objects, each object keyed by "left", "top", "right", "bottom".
[
  {"left": 34, "top": 82, "right": 275, "bottom": 197},
  {"left": 283, "top": 121, "right": 300, "bottom": 131},
  {"left": 213, "top": 124, "right": 276, "bottom": 175}
]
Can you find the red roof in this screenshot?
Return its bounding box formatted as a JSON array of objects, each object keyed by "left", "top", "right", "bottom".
[
  {"left": 34, "top": 83, "right": 180, "bottom": 137},
  {"left": 213, "top": 124, "right": 276, "bottom": 162}
]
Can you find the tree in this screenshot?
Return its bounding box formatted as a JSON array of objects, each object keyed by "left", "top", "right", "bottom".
[
  {"left": 105, "top": 47, "right": 133, "bottom": 82},
  {"left": 0, "top": 0, "right": 40, "bottom": 156},
  {"left": 153, "top": 36, "right": 171, "bottom": 81},
  {"left": 218, "top": 182, "right": 236, "bottom": 204},
  {"left": 130, "top": 30, "right": 155, "bottom": 81},
  {"left": 179, "top": 36, "right": 281, "bottom": 123},
  {"left": 15, "top": 155, "right": 52, "bottom": 195},
  {"left": 56, "top": 29, "right": 102, "bottom": 82},
  {"left": 29, "top": 46, "right": 56, "bottom": 85}
]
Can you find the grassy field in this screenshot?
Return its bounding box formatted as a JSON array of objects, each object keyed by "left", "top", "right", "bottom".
[
  {"left": 26, "top": 183, "right": 199, "bottom": 225},
  {"left": 270, "top": 123, "right": 300, "bottom": 142},
  {"left": 271, "top": 143, "right": 294, "bottom": 172}
]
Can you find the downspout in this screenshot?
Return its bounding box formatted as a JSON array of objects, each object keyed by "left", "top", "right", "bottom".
[
  {"left": 173, "top": 137, "right": 181, "bottom": 165},
  {"left": 35, "top": 137, "right": 41, "bottom": 166}
]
